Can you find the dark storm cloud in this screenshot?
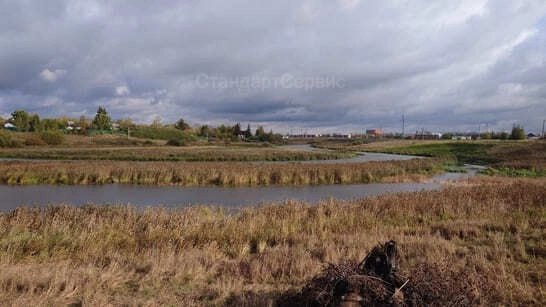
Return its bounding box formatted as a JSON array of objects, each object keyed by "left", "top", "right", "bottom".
[{"left": 1, "top": 0, "right": 545, "bottom": 132}]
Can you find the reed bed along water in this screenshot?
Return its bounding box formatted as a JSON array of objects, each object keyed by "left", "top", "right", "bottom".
[
  {"left": 0, "top": 158, "right": 442, "bottom": 186},
  {"left": 0, "top": 146, "right": 352, "bottom": 162},
  {"left": 0, "top": 177, "right": 544, "bottom": 305}
]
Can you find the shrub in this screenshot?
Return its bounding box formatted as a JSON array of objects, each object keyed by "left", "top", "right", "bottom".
[
  {"left": 0, "top": 130, "right": 19, "bottom": 148},
  {"left": 441, "top": 133, "right": 453, "bottom": 140},
  {"left": 24, "top": 134, "right": 46, "bottom": 146},
  {"left": 510, "top": 125, "right": 525, "bottom": 140},
  {"left": 166, "top": 139, "right": 188, "bottom": 146},
  {"left": 39, "top": 131, "right": 65, "bottom": 145}
]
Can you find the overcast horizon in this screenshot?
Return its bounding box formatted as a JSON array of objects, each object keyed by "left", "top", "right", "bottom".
[{"left": 1, "top": 1, "right": 546, "bottom": 134}]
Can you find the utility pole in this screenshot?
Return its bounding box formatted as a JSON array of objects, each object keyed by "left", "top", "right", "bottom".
[
  {"left": 402, "top": 114, "right": 405, "bottom": 137},
  {"left": 542, "top": 119, "right": 545, "bottom": 139}
]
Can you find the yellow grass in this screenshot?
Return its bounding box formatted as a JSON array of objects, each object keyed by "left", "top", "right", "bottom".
[
  {"left": 0, "top": 177, "right": 544, "bottom": 305},
  {"left": 0, "top": 158, "right": 442, "bottom": 186}
]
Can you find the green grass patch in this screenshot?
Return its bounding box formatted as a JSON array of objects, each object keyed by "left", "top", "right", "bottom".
[
  {"left": 479, "top": 168, "right": 546, "bottom": 178},
  {"left": 129, "top": 126, "right": 196, "bottom": 141},
  {"left": 366, "top": 142, "right": 496, "bottom": 165}
]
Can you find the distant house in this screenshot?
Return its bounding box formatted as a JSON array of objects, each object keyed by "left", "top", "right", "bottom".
[
  {"left": 451, "top": 135, "right": 470, "bottom": 140},
  {"left": 3, "top": 123, "right": 16, "bottom": 131},
  {"left": 412, "top": 131, "right": 442, "bottom": 140},
  {"left": 527, "top": 133, "right": 538, "bottom": 139},
  {"left": 366, "top": 129, "right": 382, "bottom": 137}
]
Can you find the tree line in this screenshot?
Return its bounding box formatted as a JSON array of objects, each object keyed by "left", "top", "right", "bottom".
[{"left": 0, "top": 107, "right": 282, "bottom": 142}]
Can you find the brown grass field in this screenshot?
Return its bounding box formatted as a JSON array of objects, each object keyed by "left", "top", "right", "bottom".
[
  {"left": 0, "top": 176, "right": 544, "bottom": 306},
  {"left": 0, "top": 158, "right": 443, "bottom": 186},
  {"left": 0, "top": 145, "right": 352, "bottom": 162}
]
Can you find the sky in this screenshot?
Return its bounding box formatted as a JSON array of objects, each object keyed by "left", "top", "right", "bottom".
[{"left": 1, "top": 0, "right": 546, "bottom": 134}]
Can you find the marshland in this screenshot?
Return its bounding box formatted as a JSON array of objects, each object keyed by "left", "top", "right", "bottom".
[
  {"left": 0, "top": 117, "right": 545, "bottom": 306},
  {"left": 0, "top": 177, "right": 544, "bottom": 305},
  {"left": 3, "top": 2, "right": 546, "bottom": 305}
]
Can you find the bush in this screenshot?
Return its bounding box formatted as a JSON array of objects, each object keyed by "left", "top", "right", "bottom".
[
  {"left": 0, "top": 130, "right": 19, "bottom": 148},
  {"left": 499, "top": 132, "right": 509, "bottom": 140},
  {"left": 166, "top": 139, "right": 188, "bottom": 146},
  {"left": 441, "top": 133, "right": 453, "bottom": 140},
  {"left": 39, "top": 131, "right": 65, "bottom": 145},
  {"left": 24, "top": 134, "right": 46, "bottom": 146},
  {"left": 510, "top": 125, "right": 525, "bottom": 140}
]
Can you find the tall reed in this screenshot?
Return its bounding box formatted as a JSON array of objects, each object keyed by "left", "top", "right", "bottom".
[{"left": 0, "top": 158, "right": 443, "bottom": 186}]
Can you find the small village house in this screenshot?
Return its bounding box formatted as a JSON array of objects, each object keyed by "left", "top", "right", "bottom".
[{"left": 3, "top": 123, "right": 16, "bottom": 131}]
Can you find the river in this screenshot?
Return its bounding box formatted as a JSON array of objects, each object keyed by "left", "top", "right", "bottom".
[{"left": 0, "top": 147, "right": 482, "bottom": 210}]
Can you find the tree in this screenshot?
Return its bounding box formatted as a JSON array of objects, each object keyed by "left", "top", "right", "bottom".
[
  {"left": 93, "top": 107, "right": 111, "bottom": 130},
  {"left": 510, "top": 125, "right": 525, "bottom": 140},
  {"left": 441, "top": 133, "right": 453, "bottom": 140},
  {"left": 79, "top": 115, "right": 88, "bottom": 134},
  {"left": 499, "top": 132, "right": 509, "bottom": 140},
  {"left": 480, "top": 132, "right": 491, "bottom": 139},
  {"left": 232, "top": 123, "right": 242, "bottom": 136},
  {"left": 198, "top": 125, "right": 210, "bottom": 137},
  {"left": 10, "top": 110, "right": 30, "bottom": 132},
  {"left": 41, "top": 118, "right": 62, "bottom": 131},
  {"left": 255, "top": 126, "right": 265, "bottom": 138},
  {"left": 245, "top": 124, "right": 252, "bottom": 138},
  {"left": 175, "top": 118, "right": 190, "bottom": 130},
  {"left": 117, "top": 118, "right": 134, "bottom": 131},
  {"left": 29, "top": 114, "right": 41, "bottom": 132}
]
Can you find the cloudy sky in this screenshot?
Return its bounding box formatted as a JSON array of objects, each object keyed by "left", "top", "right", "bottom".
[{"left": 1, "top": 0, "right": 546, "bottom": 133}]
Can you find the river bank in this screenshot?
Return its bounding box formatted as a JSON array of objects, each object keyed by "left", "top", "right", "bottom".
[{"left": 1, "top": 176, "right": 544, "bottom": 306}]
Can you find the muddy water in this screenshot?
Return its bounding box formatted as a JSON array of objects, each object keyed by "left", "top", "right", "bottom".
[
  {"left": 0, "top": 145, "right": 480, "bottom": 210},
  {"left": 277, "top": 144, "right": 422, "bottom": 163},
  {"left": 0, "top": 181, "right": 443, "bottom": 211}
]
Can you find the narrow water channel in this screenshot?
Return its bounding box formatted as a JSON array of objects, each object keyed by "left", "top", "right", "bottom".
[{"left": 0, "top": 147, "right": 482, "bottom": 210}]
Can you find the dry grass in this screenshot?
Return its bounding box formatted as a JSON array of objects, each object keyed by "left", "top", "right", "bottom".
[
  {"left": 0, "top": 145, "right": 352, "bottom": 162},
  {"left": 0, "top": 177, "right": 544, "bottom": 306},
  {"left": 0, "top": 158, "right": 442, "bottom": 186},
  {"left": 488, "top": 141, "right": 546, "bottom": 170}
]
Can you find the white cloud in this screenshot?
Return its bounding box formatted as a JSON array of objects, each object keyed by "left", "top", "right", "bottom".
[
  {"left": 337, "top": 0, "right": 360, "bottom": 11},
  {"left": 1, "top": 0, "right": 545, "bottom": 132},
  {"left": 39, "top": 69, "right": 66, "bottom": 83},
  {"left": 115, "top": 86, "right": 130, "bottom": 96}
]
